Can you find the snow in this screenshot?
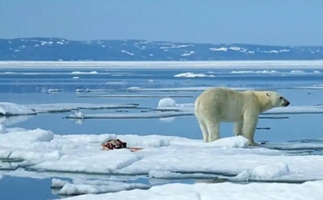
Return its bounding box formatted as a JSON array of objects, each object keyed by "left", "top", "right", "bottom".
[
  {"left": 51, "top": 178, "right": 150, "bottom": 195},
  {"left": 57, "top": 180, "right": 323, "bottom": 200},
  {"left": 0, "top": 125, "right": 323, "bottom": 182},
  {"left": 232, "top": 163, "right": 291, "bottom": 181},
  {"left": 0, "top": 102, "right": 139, "bottom": 116},
  {"left": 174, "top": 72, "right": 215, "bottom": 78},
  {"left": 1, "top": 124, "right": 323, "bottom": 199},
  {"left": 0, "top": 102, "right": 35, "bottom": 116},
  {"left": 157, "top": 98, "right": 176, "bottom": 107}
]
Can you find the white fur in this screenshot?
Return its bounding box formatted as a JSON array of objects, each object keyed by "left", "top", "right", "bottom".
[{"left": 194, "top": 87, "right": 290, "bottom": 146}]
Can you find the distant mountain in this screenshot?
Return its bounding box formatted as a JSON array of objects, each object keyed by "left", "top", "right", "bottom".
[{"left": 0, "top": 37, "right": 322, "bottom": 61}]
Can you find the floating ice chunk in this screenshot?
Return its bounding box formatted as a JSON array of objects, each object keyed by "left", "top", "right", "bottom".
[
  {"left": 52, "top": 178, "right": 68, "bottom": 188},
  {"left": 232, "top": 163, "right": 290, "bottom": 181},
  {"left": 47, "top": 89, "right": 63, "bottom": 93},
  {"left": 71, "top": 71, "right": 98, "bottom": 74},
  {"left": 0, "top": 128, "right": 54, "bottom": 147},
  {"left": 230, "top": 70, "right": 279, "bottom": 74},
  {"left": 158, "top": 98, "right": 176, "bottom": 107},
  {"left": 0, "top": 102, "right": 35, "bottom": 116},
  {"left": 174, "top": 72, "right": 215, "bottom": 78},
  {"left": 290, "top": 70, "right": 305, "bottom": 73}
]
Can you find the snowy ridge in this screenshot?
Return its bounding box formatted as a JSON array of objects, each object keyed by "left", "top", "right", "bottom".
[{"left": 1, "top": 38, "right": 323, "bottom": 61}]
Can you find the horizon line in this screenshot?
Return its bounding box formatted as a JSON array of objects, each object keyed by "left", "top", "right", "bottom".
[{"left": 1, "top": 37, "right": 322, "bottom": 47}]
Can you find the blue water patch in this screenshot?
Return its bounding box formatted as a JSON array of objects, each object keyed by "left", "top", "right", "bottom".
[{"left": 0, "top": 176, "right": 60, "bottom": 200}]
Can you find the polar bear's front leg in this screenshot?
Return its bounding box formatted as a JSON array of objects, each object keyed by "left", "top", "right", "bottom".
[
  {"left": 206, "top": 121, "right": 220, "bottom": 142},
  {"left": 234, "top": 122, "right": 243, "bottom": 136},
  {"left": 242, "top": 112, "right": 259, "bottom": 146}
]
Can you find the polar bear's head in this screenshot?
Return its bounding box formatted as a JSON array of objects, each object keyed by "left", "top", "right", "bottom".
[{"left": 265, "top": 91, "right": 290, "bottom": 107}]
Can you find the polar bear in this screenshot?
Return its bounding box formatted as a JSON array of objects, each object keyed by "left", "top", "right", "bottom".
[{"left": 194, "top": 87, "right": 290, "bottom": 146}]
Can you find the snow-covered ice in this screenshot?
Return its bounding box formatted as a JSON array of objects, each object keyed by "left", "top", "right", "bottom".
[
  {"left": 0, "top": 102, "right": 35, "bottom": 116},
  {"left": 174, "top": 72, "right": 215, "bottom": 78},
  {"left": 232, "top": 163, "right": 291, "bottom": 181},
  {"left": 0, "top": 125, "right": 323, "bottom": 182},
  {"left": 56, "top": 180, "right": 323, "bottom": 200},
  {"left": 51, "top": 178, "right": 150, "bottom": 195},
  {"left": 71, "top": 71, "right": 98, "bottom": 74}
]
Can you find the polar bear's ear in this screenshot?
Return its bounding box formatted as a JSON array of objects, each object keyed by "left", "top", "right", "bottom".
[{"left": 266, "top": 92, "right": 271, "bottom": 97}]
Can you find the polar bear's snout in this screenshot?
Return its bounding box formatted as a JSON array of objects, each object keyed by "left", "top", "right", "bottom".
[{"left": 281, "top": 97, "right": 290, "bottom": 107}]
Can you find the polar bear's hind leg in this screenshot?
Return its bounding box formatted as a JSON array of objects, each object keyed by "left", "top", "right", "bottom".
[
  {"left": 197, "top": 119, "right": 209, "bottom": 142},
  {"left": 206, "top": 121, "right": 220, "bottom": 142}
]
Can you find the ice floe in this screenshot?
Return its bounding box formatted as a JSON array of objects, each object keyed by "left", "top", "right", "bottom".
[
  {"left": 57, "top": 180, "right": 323, "bottom": 200},
  {"left": 71, "top": 71, "right": 98, "bottom": 74},
  {"left": 174, "top": 72, "right": 215, "bottom": 78},
  {"left": 0, "top": 102, "right": 34, "bottom": 116},
  {"left": 51, "top": 178, "right": 150, "bottom": 195},
  {"left": 231, "top": 163, "right": 291, "bottom": 181},
  {"left": 1, "top": 126, "right": 323, "bottom": 183}
]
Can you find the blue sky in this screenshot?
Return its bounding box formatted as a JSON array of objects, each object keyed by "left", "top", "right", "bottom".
[{"left": 1, "top": 0, "right": 323, "bottom": 45}]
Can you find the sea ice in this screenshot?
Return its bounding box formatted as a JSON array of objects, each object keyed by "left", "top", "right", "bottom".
[
  {"left": 0, "top": 125, "right": 323, "bottom": 183},
  {"left": 56, "top": 180, "right": 323, "bottom": 200},
  {"left": 174, "top": 72, "right": 215, "bottom": 78},
  {"left": 51, "top": 178, "right": 150, "bottom": 195}
]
